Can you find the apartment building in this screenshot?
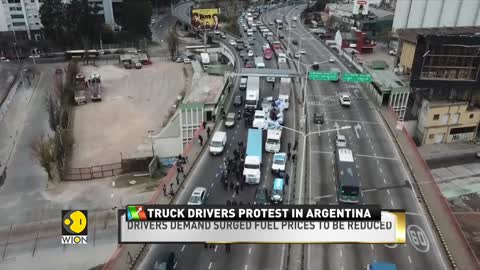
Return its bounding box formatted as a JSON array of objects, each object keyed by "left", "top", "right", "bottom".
[
  {"left": 0, "top": 0, "right": 122, "bottom": 41},
  {"left": 395, "top": 28, "right": 480, "bottom": 145}
]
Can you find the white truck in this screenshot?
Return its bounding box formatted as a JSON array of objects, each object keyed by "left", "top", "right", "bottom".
[
  {"left": 240, "top": 77, "right": 248, "bottom": 90},
  {"left": 278, "top": 78, "right": 291, "bottom": 109},
  {"left": 265, "top": 129, "right": 282, "bottom": 152},
  {"left": 247, "top": 16, "right": 254, "bottom": 27},
  {"left": 244, "top": 128, "right": 263, "bottom": 184},
  {"left": 200, "top": 53, "right": 210, "bottom": 68},
  {"left": 245, "top": 76, "right": 260, "bottom": 110},
  {"left": 252, "top": 110, "right": 267, "bottom": 129},
  {"left": 255, "top": 57, "right": 265, "bottom": 68}
]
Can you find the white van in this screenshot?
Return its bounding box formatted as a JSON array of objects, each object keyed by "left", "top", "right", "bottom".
[{"left": 209, "top": 131, "right": 227, "bottom": 155}]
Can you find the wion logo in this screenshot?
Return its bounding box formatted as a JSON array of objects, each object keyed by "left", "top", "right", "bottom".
[{"left": 61, "top": 210, "right": 88, "bottom": 245}]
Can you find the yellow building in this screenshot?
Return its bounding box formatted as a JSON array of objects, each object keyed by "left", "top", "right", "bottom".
[{"left": 416, "top": 100, "right": 480, "bottom": 145}]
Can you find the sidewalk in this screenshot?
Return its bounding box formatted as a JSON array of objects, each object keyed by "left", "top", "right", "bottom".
[
  {"left": 381, "top": 107, "right": 480, "bottom": 270},
  {"left": 419, "top": 142, "right": 480, "bottom": 163},
  {"left": 102, "top": 125, "right": 209, "bottom": 270}
]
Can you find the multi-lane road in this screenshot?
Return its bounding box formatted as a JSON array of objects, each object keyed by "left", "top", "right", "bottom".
[{"left": 137, "top": 2, "right": 451, "bottom": 270}]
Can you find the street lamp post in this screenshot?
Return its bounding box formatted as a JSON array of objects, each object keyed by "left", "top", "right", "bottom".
[
  {"left": 280, "top": 125, "right": 351, "bottom": 204},
  {"left": 148, "top": 130, "right": 156, "bottom": 157}
]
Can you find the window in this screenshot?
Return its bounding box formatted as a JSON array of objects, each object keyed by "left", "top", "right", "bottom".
[
  {"left": 31, "top": 0, "right": 34, "bottom": 2},
  {"left": 8, "top": 0, "right": 21, "bottom": 3},
  {"left": 34, "top": 15, "right": 38, "bottom": 18},
  {"left": 35, "top": 22, "right": 39, "bottom": 25},
  {"left": 12, "top": 22, "right": 25, "bottom": 26},
  {"left": 16, "top": 7, "right": 22, "bottom": 11},
  {"left": 470, "top": 114, "right": 474, "bottom": 119},
  {"left": 11, "top": 14, "right": 24, "bottom": 19},
  {"left": 450, "top": 126, "right": 476, "bottom": 135},
  {"left": 429, "top": 134, "right": 434, "bottom": 139},
  {"left": 9, "top": 7, "right": 15, "bottom": 11},
  {"left": 433, "top": 114, "right": 439, "bottom": 120}
]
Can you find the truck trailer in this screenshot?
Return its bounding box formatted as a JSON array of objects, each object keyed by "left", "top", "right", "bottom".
[
  {"left": 278, "top": 78, "right": 291, "bottom": 109},
  {"left": 244, "top": 129, "right": 263, "bottom": 184},
  {"left": 245, "top": 76, "right": 260, "bottom": 111}
]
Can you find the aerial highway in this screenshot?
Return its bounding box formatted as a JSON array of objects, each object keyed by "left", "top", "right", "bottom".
[
  {"left": 266, "top": 4, "right": 449, "bottom": 270},
  {"left": 137, "top": 2, "right": 297, "bottom": 270}
]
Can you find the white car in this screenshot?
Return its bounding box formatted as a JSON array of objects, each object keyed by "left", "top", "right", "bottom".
[
  {"left": 183, "top": 58, "right": 192, "bottom": 64},
  {"left": 214, "top": 30, "right": 221, "bottom": 35},
  {"left": 29, "top": 54, "right": 40, "bottom": 59},
  {"left": 266, "top": 76, "right": 276, "bottom": 83},
  {"left": 335, "top": 135, "right": 347, "bottom": 148},
  {"left": 252, "top": 110, "right": 267, "bottom": 129},
  {"left": 291, "top": 24, "right": 296, "bottom": 28},
  {"left": 263, "top": 43, "right": 270, "bottom": 50},
  {"left": 229, "top": 40, "right": 237, "bottom": 46},
  {"left": 389, "top": 49, "right": 397, "bottom": 56},
  {"left": 271, "top": 152, "right": 287, "bottom": 174},
  {"left": 187, "top": 187, "right": 207, "bottom": 205},
  {"left": 328, "top": 57, "right": 336, "bottom": 63},
  {"left": 299, "top": 49, "right": 306, "bottom": 54},
  {"left": 292, "top": 16, "right": 297, "bottom": 21},
  {"left": 339, "top": 94, "right": 351, "bottom": 106},
  {"left": 247, "top": 50, "right": 254, "bottom": 57},
  {"left": 294, "top": 52, "right": 301, "bottom": 59}
]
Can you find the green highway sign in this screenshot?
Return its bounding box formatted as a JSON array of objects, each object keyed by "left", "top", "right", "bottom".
[
  {"left": 308, "top": 71, "right": 339, "bottom": 81},
  {"left": 342, "top": 73, "right": 372, "bottom": 83}
]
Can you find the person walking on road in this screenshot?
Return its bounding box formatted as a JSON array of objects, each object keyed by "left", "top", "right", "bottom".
[
  {"left": 202, "top": 121, "right": 207, "bottom": 129},
  {"left": 285, "top": 173, "right": 289, "bottom": 186},
  {"left": 293, "top": 140, "right": 298, "bottom": 151},
  {"left": 206, "top": 126, "right": 211, "bottom": 138},
  {"left": 198, "top": 134, "right": 204, "bottom": 146},
  {"left": 235, "top": 181, "right": 240, "bottom": 194},
  {"left": 287, "top": 142, "right": 292, "bottom": 153},
  {"left": 163, "top": 184, "right": 167, "bottom": 196},
  {"left": 292, "top": 152, "right": 297, "bottom": 163},
  {"left": 229, "top": 181, "right": 234, "bottom": 191},
  {"left": 287, "top": 151, "right": 291, "bottom": 160}
]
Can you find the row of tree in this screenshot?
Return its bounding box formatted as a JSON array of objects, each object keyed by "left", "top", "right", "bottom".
[{"left": 39, "top": 0, "right": 153, "bottom": 49}]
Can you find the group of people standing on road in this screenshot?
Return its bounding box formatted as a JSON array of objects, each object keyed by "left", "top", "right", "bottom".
[{"left": 219, "top": 140, "right": 246, "bottom": 197}]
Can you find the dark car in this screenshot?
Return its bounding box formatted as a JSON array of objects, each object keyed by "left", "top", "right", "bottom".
[
  {"left": 292, "top": 39, "right": 298, "bottom": 45},
  {"left": 279, "top": 35, "right": 285, "bottom": 39},
  {"left": 254, "top": 187, "right": 269, "bottom": 205},
  {"left": 233, "top": 95, "right": 243, "bottom": 106},
  {"left": 153, "top": 252, "right": 176, "bottom": 270},
  {"left": 313, "top": 112, "right": 324, "bottom": 124},
  {"left": 239, "top": 51, "right": 247, "bottom": 58},
  {"left": 236, "top": 44, "right": 244, "bottom": 51},
  {"left": 244, "top": 61, "right": 254, "bottom": 68}
]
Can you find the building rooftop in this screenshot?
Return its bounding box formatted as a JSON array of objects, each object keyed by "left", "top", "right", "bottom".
[
  {"left": 184, "top": 61, "right": 225, "bottom": 105},
  {"left": 332, "top": 3, "right": 394, "bottom": 19},
  {"left": 367, "top": 67, "right": 408, "bottom": 93},
  {"left": 397, "top": 27, "right": 480, "bottom": 43}
]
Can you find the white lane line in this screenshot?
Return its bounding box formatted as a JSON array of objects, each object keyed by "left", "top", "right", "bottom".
[
  {"left": 370, "top": 244, "right": 374, "bottom": 251},
  {"left": 383, "top": 178, "right": 387, "bottom": 184},
  {"left": 248, "top": 247, "right": 252, "bottom": 255},
  {"left": 181, "top": 245, "right": 185, "bottom": 252},
  {"left": 362, "top": 188, "right": 377, "bottom": 193},
  {"left": 280, "top": 244, "right": 286, "bottom": 270},
  {"left": 390, "top": 199, "right": 394, "bottom": 207},
  {"left": 208, "top": 262, "right": 213, "bottom": 270},
  {"left": 406, "top": 212, "right": 424, "bottom": 217},
  {"left": 310, "top": 150, "right": 333, "bottom": 154},
  {"left": 245, "top": 265, "right": 248, "bottom": 270},
  {"left": 174, "top": 262, "right": 178, "bottom": 269},
  {"left": 387, "top": 189, "right": 391, "bottom": 195},
  {"left": 408, "top": 256, "right": 413, "bottom": 263},
  {"left": 232, "top": 193, "right": 236, "bottom": 198},
  {"left": 325, "top": 119, "right": 381, "bottom": 125},
  {"left": 356, "top": 154, "right": 398, "bottom": 160},
  {"left": 379, "top": 168, "right": 383, "bottom": 174},
  {"left": 214, "top": 245, "right": 218, "bottom": 252},
  {"left": 339, "top": 249, "right": 343, "bottom": 257},
  {"left": 314, "top": 194, "right": 334, "bottom": 200},
  {"left": 211, "top": 183, "right": 214, "bottom": 187}
]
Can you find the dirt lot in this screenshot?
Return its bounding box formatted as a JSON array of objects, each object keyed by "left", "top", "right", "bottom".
[
  {"left": 449, "top": 194, "right": 480, "bottom": 261},
  {"left": 71, "top": 58, "right": 191, "bottom": 168}
]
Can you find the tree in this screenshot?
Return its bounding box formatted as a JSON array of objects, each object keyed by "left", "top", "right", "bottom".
[
  {"left": 65, "top": 0, "right": 103, "bottom": 49},
  {"left": 31, "top": 135, "right": 56, "bottom": 181},
  {"left": 39, "top": 0, "right": 66, "bottom": 43},
  {"left": 46, "top": 93, "right": 61, "bottom": 132},
  {"left": 121, "top": 0, "right": 153, "bottom": 39},
  {"left": 167, "top": 30, "right": 178, "bottom": 60},
  {"left": 377, "top": 29, "right": 393, "bottom": 49}
]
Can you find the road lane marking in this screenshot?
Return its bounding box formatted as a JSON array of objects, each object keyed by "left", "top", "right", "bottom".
[
  {"left": 314, "top": 194, "right": 334, "bottom": 200},
  {"left": 181, "top": 245, "right": 185, "bottom": 252},
  {"left": 370, "top": 244, "right": 374, "bottom": 251},
  {"left": 379, "top": 168, "right": 383, "bottom": 174},
  {"left": 387, "top": 189, "right": 390, "bottom": 195},
  {"left": 406, "top": 212, "right": 424, "bottom": 217},
  {"left": 390, "top": 199, "right": 394, "bottom": 207},
  {"left": 214, "top": 245, "right": 218, "bottom": 252},
  {"left": 310, "top": 150, "right": 333, "bottom": 154},
  {"left": 325, "top": 119, "right": 381, "bottom": 125},
  {"left": 248, "top": 247, "right": 252, "bottom": 254},
  {"left": 356, "top": 154, "right": 398, "bottom": 160},
  {"left": 211, "top": 183, "right": 214, "bottom": 187},
  {"left": 174, "top": 262, "right": 178, "bottom": 269},
  {"left": 245, "top": 265, "right": 248, "bottom": 270},
  {"left": 208, "top": 262, "right": 213, "bottom": 270},
  {"left": 408, "top": 256, "right": 412, "bottom": 263},
  {"left": 339, "top": 249, "right": 343, "bottom": 257},
  {"left": 280, "top": 244, "right": 285, "bottom": 270}
]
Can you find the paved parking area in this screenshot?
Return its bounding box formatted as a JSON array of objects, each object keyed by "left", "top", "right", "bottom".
[{"left": 71, "top": 58, "right": 191, "bottom": 167}]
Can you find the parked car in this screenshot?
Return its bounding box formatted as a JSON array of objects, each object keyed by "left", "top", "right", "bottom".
[
  {"left": 339, "top": 94, "right": 352, "bottom": 106},
  {"left": 299, "top": 49, "right": 306, "bottom": 54},
  {"left": 244, "top": 61, "right": 254, "bottom": 68},
  {"left": 225, "top": 113, "right": 236, "bottom": 128},
  {"left": 134, "top": 62, "right": 142, "bottom": 69},
  {"left": 335, "top": 135, "right": 347, "bottom": 148},
  {"left": 254, "top": 187, "right": 269, "bottom": 205},
  {"left": 233, "top": 95, "right": 243, "bottom": 106},
  {"left": 174, "top": 57, "right": 183, "bottom": 63},
  {"left": 266, "top": 76, "right": 276, "bottom": 83},
  {"left": 313, "top": 112, "right": 324, "bottom": 124},
  {"left": 328, "top": 56, "right": 336, "bottom": 63},
  {"left": 184, "top": 58, "right": 192, "bottom": 64},
  {"left": 187, "top": 187, "right": 207, "bottom": 205}
]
